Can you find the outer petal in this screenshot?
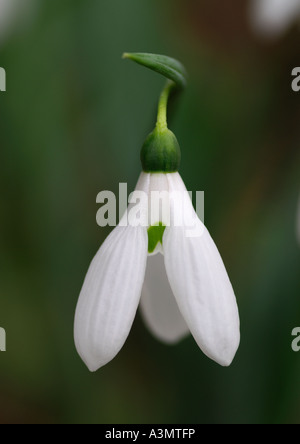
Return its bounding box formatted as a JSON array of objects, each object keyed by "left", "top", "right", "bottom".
[
  {"left": 74, "top": 224, "right": 148, "bottom": 372},
  {"left": 163, "top": 173, "right": 240, "bottom": 367},
  {"left": 140, "top": 253, "right": 189, "bottom": 344},
  {"left": 249, "top": 0, "right": 300, "bottom": 37}
]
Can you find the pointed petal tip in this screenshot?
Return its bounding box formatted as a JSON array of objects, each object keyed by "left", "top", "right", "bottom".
[
  {"left": 74, "top": 335, "right": 115, "bottom": 373},
  {"left": 215, "top": 352, "right": 237, "bottom": 368},
  {"left": 84, "top": 358, "right": 106, "bottom": 373},
  {"left": 86, "top": 362, "right": 100, "bottom": 373},
  {"left": 207, "top": 334, "right": 240, "bottom": 368},
  {"left": 86, "top": 359, "right": 108, "bottom": 373},
  {"left": 74, "top": 337, "right": 105, "bottom": 373}
]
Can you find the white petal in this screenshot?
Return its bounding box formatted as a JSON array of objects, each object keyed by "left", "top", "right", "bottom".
[
  {"left": 74, "top": 224, "right": 148, "bottom": 371},
  {"left": 122, "top": 172, "right": 150, "bottom": 226},
  {"left": 163, "top": 173, "right": 240, "bottom": 367},
  {"left": 148, "top": 173, "right": 169, "bottom": 194},
  {"left": 140, "top": 253, "right": 189, "bottom": 344},
  {"left": 148, "top": 173, "right": 170, "bottom": 227},
  {"left": 249, "top": 0, "right": 300, "bottom": 37},
  {"left": 134, "top": 172, "right": 151, "bottom": 194}
]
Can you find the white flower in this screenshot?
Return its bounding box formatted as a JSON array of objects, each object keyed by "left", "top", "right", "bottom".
[
  {"left": 74, "top": 172, "right": 240, "bottom": 372},
  {"left": 249, "top": 0, "right": 300, "bottom": 37}
]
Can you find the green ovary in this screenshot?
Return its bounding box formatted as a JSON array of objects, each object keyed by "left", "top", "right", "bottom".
[{"left": 148, "top": 222, "right": 166, "bottom": 254}]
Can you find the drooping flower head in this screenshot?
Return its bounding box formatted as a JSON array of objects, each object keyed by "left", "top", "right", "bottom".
[{"left": 74, "top": 53, "right": 240, "bottom": 372}]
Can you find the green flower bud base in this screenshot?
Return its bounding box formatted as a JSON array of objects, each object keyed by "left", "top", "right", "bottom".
[{"left": 141, "top": 128, "right": 181, "bottom": 173}]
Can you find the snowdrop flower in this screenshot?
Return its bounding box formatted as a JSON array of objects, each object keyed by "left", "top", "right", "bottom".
[
  {"left": 249, "top": 0, "right": 300, "bottom": 37},
  {"left": 74, "top": 53, "right": 240, "bottom": 372}
]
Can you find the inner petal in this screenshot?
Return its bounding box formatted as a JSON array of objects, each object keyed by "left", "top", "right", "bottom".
[{"left": 140, "top": 253, "right": 189, "bottom": 344}]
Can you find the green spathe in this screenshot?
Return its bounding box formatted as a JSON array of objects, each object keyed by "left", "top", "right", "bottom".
[
  {"left": 122, "top": 52, "right": 187, "bottom": 90},
  {"left": 148, "top": 222, "right": 166, "bottom": 254}
]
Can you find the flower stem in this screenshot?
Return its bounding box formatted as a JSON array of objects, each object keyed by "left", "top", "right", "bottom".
[{"left": 156, "top": 80, "right": 176, "bottom": 132}]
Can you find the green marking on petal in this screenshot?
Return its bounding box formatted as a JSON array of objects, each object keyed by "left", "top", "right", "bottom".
[{"left": 148, "top": 222, "right": 166, "bottom": 254}]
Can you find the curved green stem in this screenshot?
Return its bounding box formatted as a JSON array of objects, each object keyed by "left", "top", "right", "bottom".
[{"left": 156, "top": 80, "right": 175, "bottom": 132}]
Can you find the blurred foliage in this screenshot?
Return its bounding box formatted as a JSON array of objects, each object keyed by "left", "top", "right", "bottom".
[{"left": 0, "top": 0, "right": 300, "bottom": 424}]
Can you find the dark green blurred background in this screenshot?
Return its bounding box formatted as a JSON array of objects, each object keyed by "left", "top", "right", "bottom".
[{"left": 0, "top": 0, "right": 300, "bottom": 424}]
